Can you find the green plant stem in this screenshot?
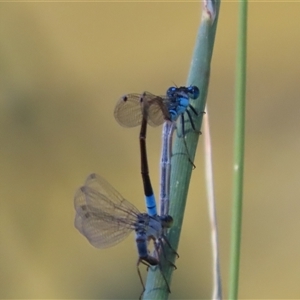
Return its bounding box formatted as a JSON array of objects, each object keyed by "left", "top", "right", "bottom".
[
  {"left": 228, "top": 1, "right": 247, "bottom": 299},
  {"left": 142, "top": 1, "right": 220, "bottom": 299}
]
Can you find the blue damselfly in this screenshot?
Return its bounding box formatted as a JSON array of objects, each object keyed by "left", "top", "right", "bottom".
[
  {"left": 114, "top": 86, "right": 200, "bottom": 215},
  {"left": 74, "top": 173, "right": 175, "bottom": 298}
]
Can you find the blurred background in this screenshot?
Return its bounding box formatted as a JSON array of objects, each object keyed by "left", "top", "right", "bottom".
[{"left": 1, "top": 1, "right": 300, "bottom": 299}]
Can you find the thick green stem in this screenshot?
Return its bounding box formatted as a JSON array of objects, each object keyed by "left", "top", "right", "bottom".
[{"left": 143, "top": 1, "right": 220, "bottom": 299}]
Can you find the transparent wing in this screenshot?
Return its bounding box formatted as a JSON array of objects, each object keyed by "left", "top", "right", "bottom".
[
  {"left": 114, "top": 93, "right": 143, "bottom": 127},
  {"left": 74, "top": 173, "right": 140, "bottom": 248},
  {"left": 142, "top": 92, "right": 170, "bottom": 127},
  {"left": 114, "top": 92, "right": 170, "bottom": 128}
]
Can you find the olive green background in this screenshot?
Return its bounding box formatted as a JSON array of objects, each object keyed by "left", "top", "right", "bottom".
[{"left": 1, "top": 2, "right": 299, "bottom": 299}]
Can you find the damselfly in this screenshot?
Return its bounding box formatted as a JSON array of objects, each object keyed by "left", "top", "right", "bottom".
[
  {"left": 74, "top": 173, "right": 175, "bottom": 298},
  {"left": 115, "top": 86, "right": 200, "bottom": 216}
]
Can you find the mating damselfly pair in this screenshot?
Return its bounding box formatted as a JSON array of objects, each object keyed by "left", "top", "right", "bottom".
[{"left": 74, "top": 85, "right": 200, "bottom": 298}]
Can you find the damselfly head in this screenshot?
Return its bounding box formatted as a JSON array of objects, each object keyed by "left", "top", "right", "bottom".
[
  {"left": 166, "top": 85, "right": 199, "bottom": 100},
  {"left": 160, "top": 215, "right": 174, "bottom": 228}
]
